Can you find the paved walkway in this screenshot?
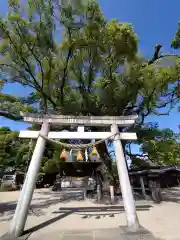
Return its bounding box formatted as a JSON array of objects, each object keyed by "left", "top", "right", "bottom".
[
  {"left": 0, "top": 188, "right": 180, "bottom": 240},
  {"left": 2, "top": 227, "right": 160, "bottom": 240},
  {"left": 33, "top": 229, "right": 158, "bottom": 240}
]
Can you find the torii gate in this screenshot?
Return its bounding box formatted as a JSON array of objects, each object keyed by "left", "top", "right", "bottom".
[{"left": 9, "top": 113, "right": 139, "bottom": 237}]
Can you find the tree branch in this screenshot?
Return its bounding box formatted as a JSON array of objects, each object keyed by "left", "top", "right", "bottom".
[
  {"left": 87, "top": 50, "right": 94, "bottom": 92},
  {"left": 0, "top": 111, "right": 23, "bottom": 121},
  {"left": 1, "top": 23, "right": 57, "bottom": 109},
  {"left": 60, "top": 31, "right": 73, "bottom": 105},
  {"left": 15, "top": 22, "right": 45, "bottom": 88},
  {"left": 0, "top": 63, "right": 35, "bottom": 88}
]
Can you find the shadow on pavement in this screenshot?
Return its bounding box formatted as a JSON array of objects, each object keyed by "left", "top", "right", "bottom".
[
  {"left": 0, "top": 190, "right": 154, "bottom": 221},
  {"left": 24, "top": 211, "right": 74, "bottom": 235},
  {"left": 0, "top": 192, "right": 86, "bottom": 221},
  {"left": 24, "top": 205, "right": 153, "bottom": 235}
]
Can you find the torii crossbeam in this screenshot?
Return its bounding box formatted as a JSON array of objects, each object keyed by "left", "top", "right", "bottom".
[{"left": 9, "top": 113, "right": 139, "bottom": 237}]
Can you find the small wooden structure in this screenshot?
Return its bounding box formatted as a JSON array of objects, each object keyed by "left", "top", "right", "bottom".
[{"left": 129, "top": 165, "right": 180, "bottom": 203}]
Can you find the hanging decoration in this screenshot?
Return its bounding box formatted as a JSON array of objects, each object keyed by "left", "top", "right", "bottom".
[
  {"left": 76, "top": 150, "right": 84, "bottom": 161},
  {"left": 60, "top": 149, "right": 68, "bottom": 161},
  {"left": 89, "top": 147, "right": 100, "bottom": 162}
]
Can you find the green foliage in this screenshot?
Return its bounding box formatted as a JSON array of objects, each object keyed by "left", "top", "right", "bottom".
[
  {"left": 131, "top": 124, "right": 180, "bottom": 165},
  {"left": 0, "top": 127, "right": 32, "bottom": 170},
  {"left": 37, "top": 142, "right": 62, "bottom": 174},
  {"left": 0, "top": 0, "right": 179, "bottom": 170},
  {"left": 0, "top": 89, "right": 35, "bottom": 120},
  {"left": 0, "top": 126, "right": 11, "bottom": 134},
  {"left": 171, "top": 23, "right": 180, "bottom": 49},
  {"left": 0, "top": 124, "right": 62, "bottom": 173},
  {"left": 142, "top": 134, "right": 180, "bottom": 164},
  {"left": 1, "top": 0, "right": 175, "bottom": 119},
  {"left": 43, "top": 147, "right": 62, "bottom": 173},
  {"left": 0, "top": 0, "right": 178, "bottom": 119},
  {"left": 0, "top": 127, "right": 18, "bottom": 169},
  {"left": 43, "top": 159, "right": 59, "bottom": 174},
  {"left": 0, "top": 0, "right": 178, "bottom": 122}
]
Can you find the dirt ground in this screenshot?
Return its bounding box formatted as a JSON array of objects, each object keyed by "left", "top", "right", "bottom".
[{"left": 0, "top": 187, "right": 180, "bottom": 240}]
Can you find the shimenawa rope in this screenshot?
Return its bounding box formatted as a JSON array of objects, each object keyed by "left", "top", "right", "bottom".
[{"left": 39, "top": 132, "right": 119, "bottom": 149}]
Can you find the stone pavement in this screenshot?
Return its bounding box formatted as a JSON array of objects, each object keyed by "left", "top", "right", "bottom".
[
  {"left": 1, "top": 227, "right": 161, "bottom": 240},
  {"left": 1, "top": 188, "right": 180, "bottom": 239}
]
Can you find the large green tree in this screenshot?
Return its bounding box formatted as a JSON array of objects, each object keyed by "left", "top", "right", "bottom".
[
  {"left": 0, "top": 0, "right": 180, "bottom": 180},
  {"left": 0, "top": 0, "right": 178, "bottom": 118}
]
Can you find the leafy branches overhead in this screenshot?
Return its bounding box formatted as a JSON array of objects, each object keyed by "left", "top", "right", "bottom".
[
  {"left": 0, "top": 91, "right": 34, "bottom": 120},
  {"left": 0, "top": 0, "right": 57, "bottom": 111},
  {"left": 139, "top": 127, "right": 180, "bottom": 164},
  {"left": 0, "top": 76, "right": 34, "bottom": 120},
  {"left": 0, "top": 0, "right": 179, "bottom": 123},
  {"left": 0, "top": 126, "right": 28, "bottom": 170},
  {"left": 0, "top": 0, "right": 179, "bottom": 173},
  {"left": 0, "top": 1, "right": 140, "bottom": 115},
  {"left": 171, "top": 22, "right": 180, "bottom": 49},
  {"left": 127, "top": 124, "right": 180, "bottom": 166}
]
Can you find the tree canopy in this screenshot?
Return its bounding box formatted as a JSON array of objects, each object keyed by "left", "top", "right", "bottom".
[
  {"left": 0, "top": 0, "right": 179, "bottom": 120},
  {"left": 0, "top": 0, "right": 180, "bottom": 172},
  {"left": 0, "top": 126, "right": 26, "bottom": 170},
  {"left": 129, "top": 124, "right": 180, "bottom": 166}
]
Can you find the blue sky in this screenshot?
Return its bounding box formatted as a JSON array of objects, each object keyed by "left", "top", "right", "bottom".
[{"left": 0, "top": 0, "right": 180, "bottom": 137}]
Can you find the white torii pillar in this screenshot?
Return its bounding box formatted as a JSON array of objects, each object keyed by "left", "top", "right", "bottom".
[
  {"left": 111, "top": 124, "right": 139, "bottom": 231},
  {"left": 9, "top": 122, "right": 50, "bottom": 237}
]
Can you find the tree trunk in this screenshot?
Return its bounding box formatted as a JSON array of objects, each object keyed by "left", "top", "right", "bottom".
[{"left": 96, "top": 142, "right": 116, "bottom": 190}]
